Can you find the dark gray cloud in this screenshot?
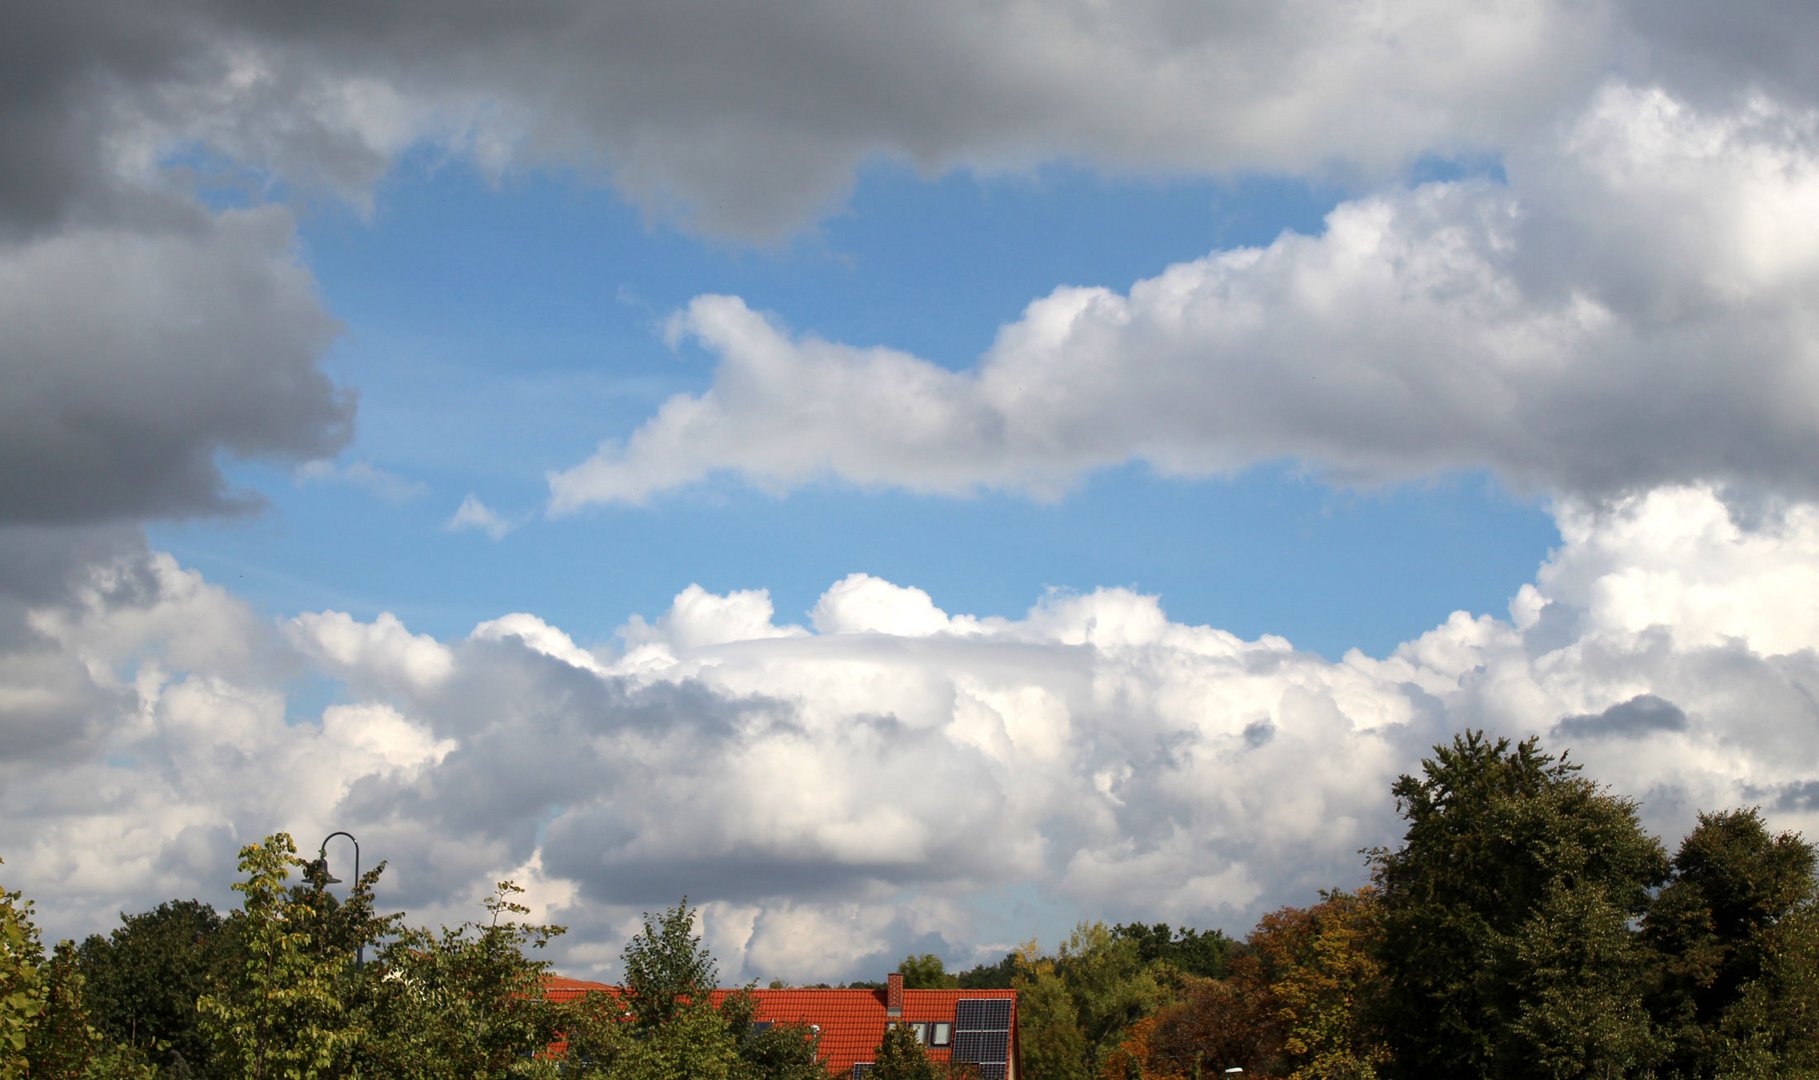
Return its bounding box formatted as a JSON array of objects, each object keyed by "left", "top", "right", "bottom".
[
  {"left": 0, "top": 211, "right": 350, "bottom": 525},
  {"left": 1555, "top": 693, "right": 1690, "bottom": 739},
  {"left": 0, "top": 0, "right": 1619, "bottom": 240},
  {"left": 1771, "top": 780, "right": 1819, "bottom": 813}
]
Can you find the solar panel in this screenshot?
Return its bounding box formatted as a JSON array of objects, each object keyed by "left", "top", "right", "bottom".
[
  {"left": 955, "top": 999, "right": 1012, "bottom": 1032},
  {"left": 952, "top": 997, "right": 1013, "bottom": 1072},
  {"left": 852, "top": 1065, "right": 872, "bottom": 1079},
  {"left": 952, "top": 1032, "right": 994, "bottom": 1061}
]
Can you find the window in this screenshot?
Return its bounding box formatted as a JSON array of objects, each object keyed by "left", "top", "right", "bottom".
[{"left": 928, "top": 1022, "right": 952, "bottom": 1047}]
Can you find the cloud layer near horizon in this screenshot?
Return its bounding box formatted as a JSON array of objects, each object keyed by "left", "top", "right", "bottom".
[{"left": 8, "top": 487, "right": 1819, "bottom": 982}]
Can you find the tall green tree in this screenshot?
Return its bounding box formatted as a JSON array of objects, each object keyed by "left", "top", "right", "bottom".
[
  {"left": 77, "top": 898, "right": 240, "bottom": 1074},
  {"left": 23, "top": 940, "right": 156, "bottom": 1080},
  {"left": 898, "top": 953, "right": 959, "bottom": 990},
  {"left": 955, "top": 953, "right": 1017, "bottom": 990},
  {"left": 620, "top": 898, "right": 715, "bottom": 1031},
  {"left": 1056, "top": 923, "right": 1167, "bottom": 1070},
  {"left": 196, "top": 834, "right": 356, "bottom": 1080},
  {"left": 1010, "top": 947, "right": 1091, "bottom": 1080},
  {"left": 0, "top": 859, "right": 44, "bottom": 1080},
  {"left": 1646, "top": 808, "right": 1819, "bottom": 1076},
  {"left": 1371, "top": 731, "right": 1669, "bottom": 1079}
]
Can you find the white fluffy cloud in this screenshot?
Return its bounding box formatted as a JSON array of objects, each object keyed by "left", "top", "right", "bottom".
[
  {"left": 551, "top": 83, "right": 1819, "bottom": 508},
  {"left": 11, "top": 486, "right": 1819, "bottom": 981}
]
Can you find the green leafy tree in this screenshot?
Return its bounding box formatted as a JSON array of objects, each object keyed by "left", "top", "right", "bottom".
[
  {"left": 1111, "top": 923, "right": 1233, "bottom": 980},
  {"left": 24, "top": 940, "right": 157, "bottom": 1080},
  {"left": 955, "top": 953, "right": 1017, "bottom": 990},
  {"left": 618, "top": 996, "right": 741, "bottom": 1080},
  {"left": 1706, "top": 900, "right": 1819, "bottom": 1076},
  {"left": 1, "top": 859, "right": 44, "bottom": 1080},
  {"left": 1505, "top": 877, "right": 1659, "bottom": 1079},
  {"left": 1056, "top": 923, "right": 1167, "bottom": 1071},
  {"left": 1012, "top": 950, "right": 1092, "bottom": 1080},
  {"left": 561, "top": 898, "right": 827, "bottom": 1080},
  {"left": 352, "top": 880, "right": 565, "bottom": 1078},
  {"left": 196, "top": 834, "right": 355, "bottom": 1080},
  {"left": 872, "top": 1021, "right": 940, "bottom": 1080},
  {"left": 1371, "top": 731, "right": 1669, "bottom": 1080},
  {"left": 621, "top": 898, "right": 715, "bottom": 1031},
  {"left": 718, "top": 990, "right": 825, "bottom": 1080},
  {"left": 77, "top": 898, "right": 241, "bottom": 1074},
  {"left": 899, "top": 954, "right": 959, "bottom": 990},
  {"left": 1646, "top": 808, "right": 1819, "bottom": 1076}
]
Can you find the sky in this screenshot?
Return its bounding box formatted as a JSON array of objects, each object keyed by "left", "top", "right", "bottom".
[{"left": 4, "top": 0, "right": 1819, "bottom": 984}]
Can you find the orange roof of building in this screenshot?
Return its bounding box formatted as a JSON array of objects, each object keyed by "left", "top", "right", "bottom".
[{"left": 541, "top": 977, "right": 1017, "bottom": 1076}]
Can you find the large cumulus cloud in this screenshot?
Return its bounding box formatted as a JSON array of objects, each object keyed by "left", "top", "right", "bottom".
[
  {"left": 550, "top": 83, "right": 1819, "bottom": 506},
  {"left": 11, "top": 486, "right": 1819, "bottom": 984}
]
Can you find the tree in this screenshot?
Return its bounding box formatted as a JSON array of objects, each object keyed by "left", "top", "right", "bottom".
[
  {"left": 1371, "top": 731, "right": 1669, "bottom": 1079},
  {"left": 1056, "top": 923, "right": 1168, "bottom": 1070},
  {"left": 1111, "top": 923, "right": 1233, "bottom": 980},
  {"left": 1, "top": 859, "right": 43, "bottom": 1080},
  {"left": 77, "top": 898, "right": 240, "bottom": 1074},
  {"left": 196, "top": 834, "right": 355, "bottom": 1080},
  {"left": 1013, "top": 950, "right": 1092, "bottom": 1080},
  {"left": 718, "top": 990, "right": 826, "bottom": 1080},
  {"left": 1646, "top": 808, "right": 1819, "bottom": 1076},
  {"left": 899, "top": 953, "right": 959, "bottom": 990},
  {"left": 1251, "top": 889, "right": 1389, "bottom": 1080},
  {"left": 620, "top": 898, "right": 715, "bottom": 1030},
  {"left": 352, "top": 880, "right": 565, "bottom": 1078},
  {"left": 872, "top": 1021, "right": 940, "bottom": 1080},
  {"left": 23, "top": 940, "right": 156, "bottom": 1080},
  {"left": 956, "top": 953, "right": 1017, "bottom": 990},
  {"left": 1127, "top": 974, "right": 1273, "bottom": 1079}
]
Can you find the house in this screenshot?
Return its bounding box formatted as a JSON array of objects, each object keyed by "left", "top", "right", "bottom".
[{"left": 544, "top": 971, "right": 1019, "bottom": 1079}]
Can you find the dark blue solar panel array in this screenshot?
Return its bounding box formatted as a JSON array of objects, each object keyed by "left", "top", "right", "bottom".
[
  {"left": 852, "top": 1065, "right": 872, "bottom": 1079},
  {"left": 955, "top": 999, "right": 1013, "bottom": 1031},
  {"left": 953, "top": 1031, "right": 1009, "bottom": 1062},
  {"left": 952, "top": 998, "right": 1012, "bottom": 1074}
]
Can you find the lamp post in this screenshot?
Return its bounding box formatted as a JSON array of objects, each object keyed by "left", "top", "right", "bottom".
[{"left": 313, "top": 830, "right": 363, "bottom": 966}]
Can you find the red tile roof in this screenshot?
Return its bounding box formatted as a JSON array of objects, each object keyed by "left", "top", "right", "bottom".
[{"left": 542, "top": 978, "right": 1017, "bottom": 1076}]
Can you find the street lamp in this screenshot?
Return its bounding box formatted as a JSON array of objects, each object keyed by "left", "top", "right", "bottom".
[{"left": 314, "top": 831, "right": 363, "bottom": 966}]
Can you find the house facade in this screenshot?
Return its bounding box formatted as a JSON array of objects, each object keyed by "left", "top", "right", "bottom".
[{"left": 544, "top": 971, "right": 1018, "bottom": 1079}]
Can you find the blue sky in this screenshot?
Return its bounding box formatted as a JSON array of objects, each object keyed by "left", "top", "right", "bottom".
[
  {"left": 7, "top": 0, "right": 1819, "bottom": 983},
  {"left": 152, "top": 159, "right": 1555, "bottom": 662}
]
